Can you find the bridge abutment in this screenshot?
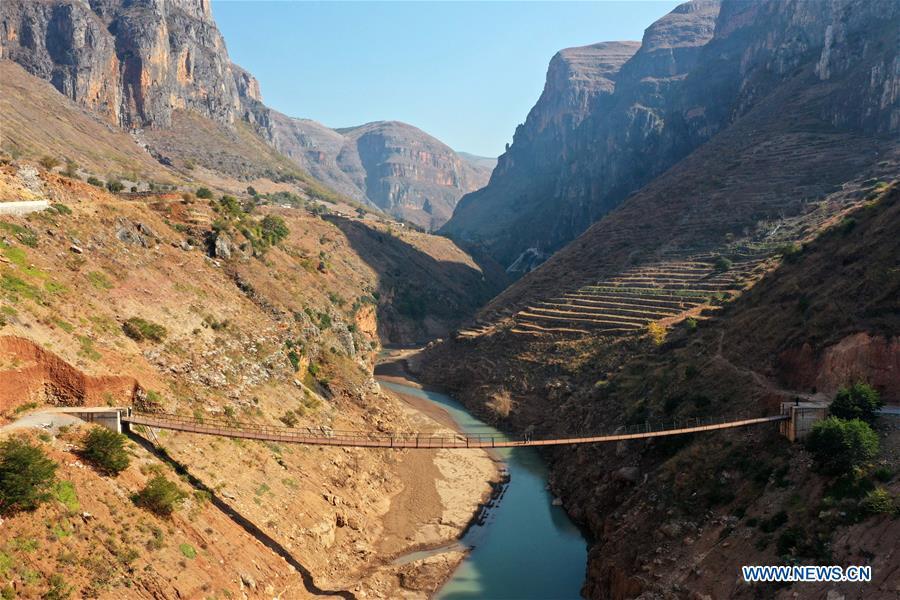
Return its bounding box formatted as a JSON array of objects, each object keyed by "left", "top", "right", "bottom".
[{"left": 779, "top": 401, "right": 828, "bottom": 442}]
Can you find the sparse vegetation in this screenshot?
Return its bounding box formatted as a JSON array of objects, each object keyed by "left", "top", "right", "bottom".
[
  {"left": 132, "top": 475, "right": 186, "bottom": 516},
  {"left": 122, "top": 317, "right": 167, "bottom": 342},
  {"left": 82, "top": 428, "right": 131, "bottom": 475},
  {"left": 0, "top": 438, "right": 58, "bottom": 515}
]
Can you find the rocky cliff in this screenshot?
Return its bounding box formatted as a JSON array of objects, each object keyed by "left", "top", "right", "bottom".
[
  {"left": 443, "top": 0, "right": 899, "bottom": 273},
  {"left": 0, "top": 0, "right": 241, "bottom": 128},
  {"left": 258, "top": 114, "right": 493, "bottom": 230},
  {"left": 0, "top": 0, "right": 490, "bottom": 228}
]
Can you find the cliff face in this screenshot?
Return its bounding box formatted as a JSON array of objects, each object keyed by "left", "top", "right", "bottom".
[
  {"left": 1, "top": 1, "right": 488, "bottom": 228},
  {"left": 0, "top": 0, "right": 241, "bottom": 128},
  {"left": 259, "top": 115, "right": 493, "bottom": 230},
  {"left": 442, "top": 0, "right": 899, "bottom": 273}
]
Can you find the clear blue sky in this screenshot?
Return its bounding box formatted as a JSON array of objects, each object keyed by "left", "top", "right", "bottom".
[{"left": 213, "top": 1, "right": 681, "bottom": 157}]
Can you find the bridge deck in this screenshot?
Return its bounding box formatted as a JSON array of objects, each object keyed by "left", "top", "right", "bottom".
[{"left": 123, "top": 412, "right": 788, "bottom": 449}]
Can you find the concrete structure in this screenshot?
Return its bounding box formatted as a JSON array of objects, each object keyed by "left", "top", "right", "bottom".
[
  {"left": 49, "top": 407, "right": 131, "bottom": 434},
  {"left": 780, "top": 401, "right": 829, "bottom": 442}
]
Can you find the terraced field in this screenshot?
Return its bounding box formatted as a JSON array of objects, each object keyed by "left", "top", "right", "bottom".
[{"left": 509, "top": 253, "right": 767, "bottom": 336}]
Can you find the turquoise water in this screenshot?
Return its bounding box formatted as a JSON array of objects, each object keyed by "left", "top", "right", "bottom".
[{"left": 380, "top": 381, "right": 587, "bottom": 600}]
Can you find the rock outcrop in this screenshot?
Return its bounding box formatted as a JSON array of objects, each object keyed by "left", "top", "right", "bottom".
[{"left": 442, "top": 0, "right": 899, "bottom": 273}]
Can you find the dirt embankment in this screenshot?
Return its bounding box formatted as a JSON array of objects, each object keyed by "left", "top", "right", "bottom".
[{"left": 0, "top": 336, "right": 138, "bottom": 415}]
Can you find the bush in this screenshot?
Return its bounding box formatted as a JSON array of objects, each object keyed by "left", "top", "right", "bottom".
[
  {"left": 122, "top": 317, "right": 167, "bottom": 342},
  {"left": 0, "top": 438, "right": 58, "bottom": 515},
  {"left": 105, "top": 179, "right": 124, "bottom": 193},
  {"left": 82, "top": 428, "right": 131, "bottom": 475},
  {"left": 132, "top": 475, "right": 185, "bottom": 516},
  {"left": 38, "top": 156, "right": 60, "bottom": 170},
  {"left": 830, "top": 382, "right": 883, "bottom": 422},
  {"left": 86, "top": 176, "right": 103, "bottom": 187},
  {"left": 62, "top": 160, "right": 79, "bottom": 179},
  {"left": 861, "top": 488, "right": 895, "bottom": 515},
  {"left": 196, "top": 187, "right": 213, "bottom": 199},
  {"left": 806, "top": 417, "right": 879, "bottom": 475},
  {"left": 713, "top": 256, "right": 733, "bottom": 272}
]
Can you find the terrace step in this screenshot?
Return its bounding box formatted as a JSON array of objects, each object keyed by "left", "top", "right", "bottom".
[
  {"left": 525, "top": 306, "right": 651, "bottom": 326},
  {"left": 517, "top": 311, "right": 645, "bottom": 329}
]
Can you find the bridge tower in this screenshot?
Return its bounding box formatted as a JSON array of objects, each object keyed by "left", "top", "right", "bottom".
[{"left": 779, "top": 401, "right": 828, "bottom": 442}]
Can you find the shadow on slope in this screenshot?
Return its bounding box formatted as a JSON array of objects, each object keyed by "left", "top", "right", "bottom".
[{"left": 325, "top": 215, "right": 508, "bottom": 345}]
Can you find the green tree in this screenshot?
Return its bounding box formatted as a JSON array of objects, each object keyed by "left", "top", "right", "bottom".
[
  {"left": 260, "top": 215, "right": 289, "bottom": 246},
  {"left": 830, "top": 382, "right": 884, "bottom": 422},
  {"left": 713, "top": 256, "right": 733, "bottom": 272},
  {"left": 196, "top": 187, "right": 213, "bottom": 199},
  {"left": 82, "top": 428, "right": 131, "bottom": 475},
  {"left": 132, "top": 475, "right": 185, "bottom": 516},
  {"left": 105, "top": 179, "right": 124, "bottom": 193},
  {"left": 0, "top": 438, "right": 58, "bottom": 515},
  {"left": 806, "top": 417, "right": 879, "bottom": 475}
]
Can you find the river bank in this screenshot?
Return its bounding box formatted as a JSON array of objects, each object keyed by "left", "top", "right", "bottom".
[
  {"left": 371, "top": 348, "right": 502, "bottom": 598},
  {"left": 376, "top": 348, "right": 588, "bottom": 599}
]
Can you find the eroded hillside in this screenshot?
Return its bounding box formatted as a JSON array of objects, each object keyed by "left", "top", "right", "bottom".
[
  {"left": 419, "top": 184, "right": 899, "bottom": 598},
  {"left": 0, "top": 152, "right": 499, "bottom": 598}
]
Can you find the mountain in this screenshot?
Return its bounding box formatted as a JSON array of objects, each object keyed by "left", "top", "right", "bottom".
[
  {"left": 0, "top": 0, "right": 488, "bottom": 228},
  {"left": 442, "top": 1, "right": 722, "bottom": 272},
  {"left": 0, "top": 0, "right": 241, "bottom": 129},
  {"left": 418, "top": 0, "right": 898, "bottom": 596},
  {"left": 256, "top": 113, "right": 493, "bottom": 230}
]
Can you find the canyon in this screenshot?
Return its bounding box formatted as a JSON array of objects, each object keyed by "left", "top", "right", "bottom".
[{"left": 0, "top": 0, "right": 898, "bottom": 598}]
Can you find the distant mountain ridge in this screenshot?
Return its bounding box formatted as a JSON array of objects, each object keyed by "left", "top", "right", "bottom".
[
  {"left": 0, "top": 0, "right": 490, "bottom": 228},
  {"left": 254, "top": 112, "right": 493, "bottom": 229}
]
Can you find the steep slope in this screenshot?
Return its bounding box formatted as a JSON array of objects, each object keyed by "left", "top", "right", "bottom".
[
  {"left": 259, "top": 114, "right": 493, "bottom": 230},
  {"left": 477, "top": 0, "right": 898, "bottom": 313},
  {"left": 0, "top": 61, "right": 172, "bottom": 181},
  {"left": 0, "top": 162, "right": 499, "bottom": 598},
  {"left": 442, "top": 1, "right": 717, "bottom": 271},
  {"left": 443, "top": 0, "right": 899, "bottom": 273},
  {"left": 421, "top": 182, "right": 899, "bottom": 599},
  {"left": 0, "top": 0, "right": 241, "bottom": 128}
]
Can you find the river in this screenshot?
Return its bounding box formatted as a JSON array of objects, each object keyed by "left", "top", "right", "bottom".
[{"left": 380, "top": 380, "right": 587, "bottom": 599}]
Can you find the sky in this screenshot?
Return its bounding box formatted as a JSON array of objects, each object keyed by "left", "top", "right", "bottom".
[{"left": 213, "top": 1, "right": 682, "bottom": 157}]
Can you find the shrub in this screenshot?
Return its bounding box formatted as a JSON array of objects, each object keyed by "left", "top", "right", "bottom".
[
  {"left": 62, "top": 160, "right": 79, "bottom": 179},
  {"left": 246, "top": 186, "right": 257, "bottom": 196},
  {"left": 43, "top": 573, "right": 72, "bottom": 600},
  {"left": 105, "top": 180, "right": 124, "bottom": 193},
  {"left": 82, "top": 428, "right": 131, "bottom": 475},
  {"left": 861, "top": 488, "right": 895, "bottom": 515},
  {"left": 806, "top": 417, "right": 879, "bottom": 475},
  {"left": 179, "top": 543, "right": 197, "bottom": 559},
  {"left": 86, "top": 176, "right": 103, "bottom": 187},
  {"left": 38, "top": 156, "right": 60, "bottom": 170},
  {"left": 196, "top": 187, "right": 213, "bottom": 199},
  {"left": 830, "top": 382, "right": 883, "bottom": 422},
  {"left": 132, "top": 475, "right": 185, "bottom": 516},
  {"left": 0, "top": 438, "right": 58, "bottom": 515},
  {"left": 647, "top": 322, "right": 666, "bottom": 345},
  {"left": 713, "top": 256, "right": 733, "bottom": 272},
  {"left": 122, "top": 317, "right": 167, "bottom": 342}
]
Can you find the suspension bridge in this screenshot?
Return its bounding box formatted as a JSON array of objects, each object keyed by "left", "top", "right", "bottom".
[{"left": 116, "top": 410, "right": 793, "bottom": 449}]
